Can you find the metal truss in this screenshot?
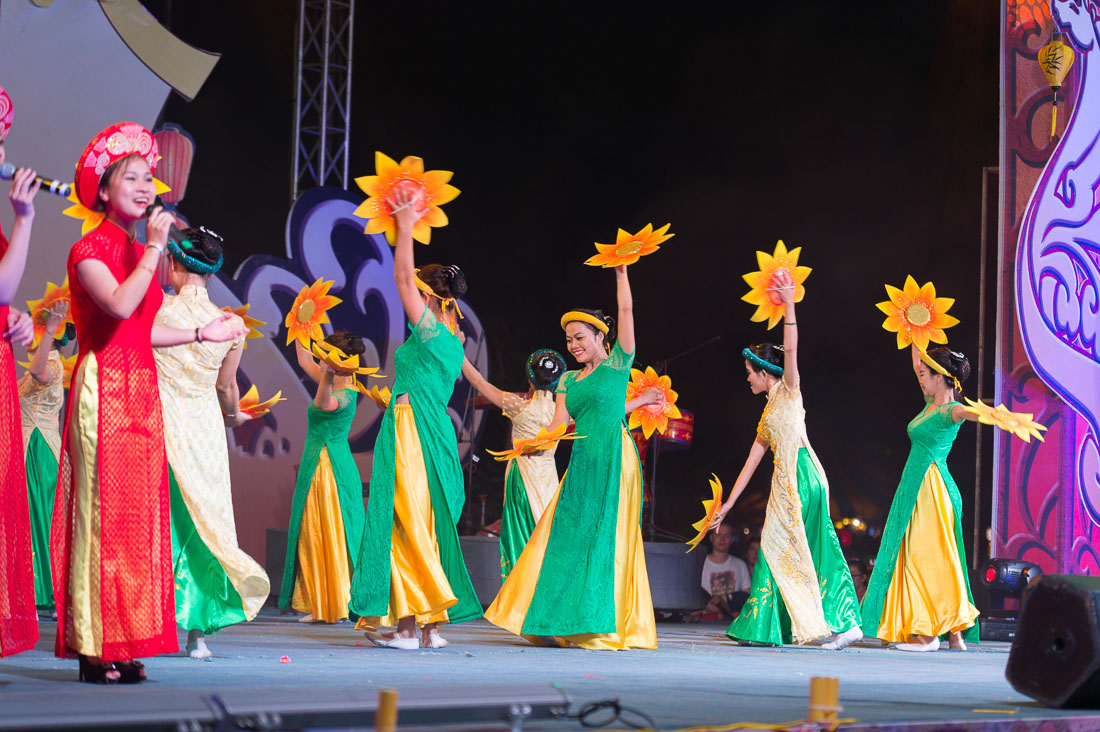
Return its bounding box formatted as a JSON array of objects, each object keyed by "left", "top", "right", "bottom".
[{"left": 292, "top": 0, "right": 354, "bottom": 202}]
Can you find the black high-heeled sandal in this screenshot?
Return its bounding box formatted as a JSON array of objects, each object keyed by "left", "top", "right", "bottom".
[
  {"left": 78, "top": 655, "right": 120, "bottom": 684},
  {"left": 115, "top": 659, "right": 146, "bottom": 684}
]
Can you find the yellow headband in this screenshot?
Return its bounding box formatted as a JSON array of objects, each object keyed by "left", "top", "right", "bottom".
[
  {"left": 414, "top": 269, "right": 464, "bottom": 325},
  {"left": 560, "top": 311, "right": 608, "bottom": 335},
  {"left": 919, "top": 349, "right": 962, "bottom": 393}
]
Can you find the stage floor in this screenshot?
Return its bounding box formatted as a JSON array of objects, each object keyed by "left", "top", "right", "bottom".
[{"left": 0, "top": 611, "right": 1094, "bottom": 731}]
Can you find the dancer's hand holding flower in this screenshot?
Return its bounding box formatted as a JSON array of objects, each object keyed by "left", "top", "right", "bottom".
[
  {"left": 768, "top": 268, "right": 796, "bottom": 308},
  {"left": 387, "top": 185, "right": 425, "bottom": 233}
]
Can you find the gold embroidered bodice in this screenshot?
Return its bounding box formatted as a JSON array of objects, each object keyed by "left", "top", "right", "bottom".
[{"left": 18, "top": 350, "right": 64, "bottom": 457}]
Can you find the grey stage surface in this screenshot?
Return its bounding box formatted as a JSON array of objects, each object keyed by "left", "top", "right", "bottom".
[{"left": 0, "top": 611, "right": 1095, "bottom": 731}]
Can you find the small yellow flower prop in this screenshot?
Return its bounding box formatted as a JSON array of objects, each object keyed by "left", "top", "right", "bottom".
[
  {"left": 310, "top": 339, "right": 383, "bottom": 394},
  {"left": 360, "top": 384, "right": 392, "bottom": 410},
  {"left": 584, "top": 223, "right": 674, "bottom": 268},
  {"left": 222, "top": 304, "right": 266, "bottom": 349},
  {"left": 238, "top": 385, "right": 286, "bottom": 418},
  {"left": 963, "top": 397, "right": 1047, "bottom": 443},
  {"left": 876, "top": 275, "right": 959, "bottom": 350},
  {"left": 741, "top": 240, "right": 811, "bottom": 329},
  {"left": 626, "top": 366, "right": 682, "bottom": 438},
  {"left": 486, "top": 422, "right": 585, "bottom": 462},
  {"left": 285, "top": 278, "right": 341, "bottom": 347},
  {"left": 26, "top": 278, "right": 73, "bottom": 348},
  {"left": 62, "top": 179, "right": 171, "bottom": 235},
  {"left": 353, "top": 151, "right": 461, "bottom": 245},
  {"left": 686, "top": 474, "right": 725, "bottom": 553}
]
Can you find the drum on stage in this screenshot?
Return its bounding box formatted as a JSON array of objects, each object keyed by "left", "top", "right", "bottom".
[{"left": 657, "top": 410, "right": 693, "bottom": 451}]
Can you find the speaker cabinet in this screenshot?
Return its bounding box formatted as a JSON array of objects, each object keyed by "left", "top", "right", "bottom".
[{"left": 1006, "top": 574, "right": 1100, "bottom": 708}]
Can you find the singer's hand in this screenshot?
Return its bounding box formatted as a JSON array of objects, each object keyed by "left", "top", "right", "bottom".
[
  {"left": 9, "top": 168, "right": 40, "bottom": 220},
  {"left": 4, "top": 309, "right": 34, "bottom": 347},
  {"left": 145, "top": 206, "right": 174, "bottom": 253},
  {"left": 200, "top": 313, "right": 247, "bottom": 344}
]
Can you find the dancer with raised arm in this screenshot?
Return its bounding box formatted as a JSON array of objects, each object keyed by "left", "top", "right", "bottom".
[
  {"left": 351, "top": 186, "right": 480, "bottom": 649},
  {"left": 52, "top": 123, "right": 245, "bottom": 684},
  {"left": 485, "top": 265, "right": 656, "bottom": 650},
  {"left": 154, "top": 226, "right": 270, "bottom": 658},
  {"left": 713, "top": 269, "right": 862, "bottom": 649},
  {"left": 0, "top": 82, "right": 41, "bottom": 658}
]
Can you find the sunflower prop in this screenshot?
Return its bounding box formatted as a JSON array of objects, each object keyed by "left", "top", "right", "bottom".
[
  {"left": 310, "top": 339, "right": 382, "bottom": 394},
  {"left": 353, "top": 151, "right": 461, "bottom": 245},
  {"left": 584, "top": 223, "right": 674, "bottom": 268},
  {"left": 486, "top": 422, "right": 585, "bottom": 462},
  {"left": 962, "top": 398, "right": 1047, "bottom": 443},
  {"left": 62, "top": 179, "right": 171, "bottom": 235},
  {"left": 686, "top": 474, "right": 725, "bottom": 553},
  {"left": 626, "top": 366, "right": 682, "bottom": 438},
  {"left": 62, "top": 353, "right": 77, "bottom": 389},
  {"left": 876, "top": 275, "right": 959, "bottom": 351},
  {"left": 360, "top": 384, "right": 392, "bottom": 410},
  {"left": 741, "top": 240, "right": 811, "bottom": 329},
  {"left": 222, "top": 304, "right": 266, "bottom": 349},
  {"left": 238, "top": 385, "right": 286, "bottom": 418},
  {"left": 26, "top": 278, "right": 73, "bottom": 348},
  {"left": 285, "top": 278, "right": 341, "bottom": 347}
]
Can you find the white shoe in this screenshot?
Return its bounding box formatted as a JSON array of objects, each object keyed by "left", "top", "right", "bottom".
[
  {"left": 894, "top": 637, "right": 940, "bottom": 652},
  {"left": 948, "top": 634, "right": 967, "bottom": 651},
  {"left": 186, "top": 637, "right": 213, "bottom": 659},
  {"left": 366, "top": 632, "right": 419, "bottom": 650},
  {"left": 423, "top": 629, "right": 449, "bottom": 649},
  {"left": 822, "top": 627, "right": 863, "bottom": 651}
]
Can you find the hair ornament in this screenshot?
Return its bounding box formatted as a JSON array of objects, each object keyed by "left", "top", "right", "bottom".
[
  {"left": 167, "top": 237, "right": 223, "bottom": 275},
  {"left": 742, "top": 347, "right": 784, "bottom": 377},
  {"left": 526, "top": 348, "right": 566, "bottom": 390}
]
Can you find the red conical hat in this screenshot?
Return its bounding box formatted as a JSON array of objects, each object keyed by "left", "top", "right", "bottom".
[
  {"left": 0, "top": 86, "right": 12, "bottom": 141},
  {"left": 74, "top": 122, "right": 159, "bottom": 208}
]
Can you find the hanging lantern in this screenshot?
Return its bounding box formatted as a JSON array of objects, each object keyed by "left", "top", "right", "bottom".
[
  {"left": 1038, "top": 31, "right": 1075, "bottom": 142},
  {"left": 153, "top": 123, "right": 196, "bottom": 207}
]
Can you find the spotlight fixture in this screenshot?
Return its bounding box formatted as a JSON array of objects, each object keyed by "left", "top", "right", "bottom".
[{"left": 980, "top": 558, "right": 1043, "bottom": 597}]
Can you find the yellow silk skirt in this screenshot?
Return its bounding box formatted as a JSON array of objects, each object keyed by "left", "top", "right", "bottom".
[
  {"left": 68, "top": 354, "right": 103, "bottom": 656},
  {"left": 879, "top": 463, "right": 980, "bottom": 642},
  {"left": 356, "top": 404, "right": 456, "bottom": 630},
  {"left": 291, "top": 447, "right": 351, "bottom": 623},
  {"left": 485, "top": 427, "right": 656, "bottom": 650}
]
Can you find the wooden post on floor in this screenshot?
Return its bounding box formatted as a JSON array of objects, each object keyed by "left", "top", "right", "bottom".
[
  {"left": 376, "top": 688, "right": 398, "bottom": 732},
  {"left": 808, "top": 677, "right": 839, "bottom": 723}
]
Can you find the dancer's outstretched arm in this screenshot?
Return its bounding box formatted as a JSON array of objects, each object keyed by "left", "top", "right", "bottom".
[
  {"left": 389, "top": 187, "right": 427, "bottom": 325},
  {"left": 615, "top": 265, "right": 635, "bottom": 354},
  {"left": 461, "top": 357, "right": 504, "bottom": 409},
  {"left": 295, "top": 339, "right": 323, "bottom": 383},
  {"left": 27, "top": 303, "right": 65, "bottom": 383},
  {"left": 710, "top": 438, "right": 769, "bottom": 530},
  {"left": 773, "top": 268, "right": 798, "bottom": 389}
]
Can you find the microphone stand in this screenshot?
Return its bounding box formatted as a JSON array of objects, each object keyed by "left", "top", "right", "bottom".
[{"left": 458, "top": 325, "right": 485, "bottom": 535}]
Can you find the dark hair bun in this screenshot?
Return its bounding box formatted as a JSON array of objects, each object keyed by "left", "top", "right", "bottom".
[
  {"left": 927, "top": 347, "right": 970, "bottom": 386},
  {"left": 746, "top": 342, "right": 784, "bottom": 372},
  {"left": 325, "top": 331, "right": 366, "bottom": 357},
  {"left": 419, "top": 263, "right": 467, "bottom": 298},
  {"left": 527, "top": 349, "right": 566, "bottom": 390},
  {"left": 177, "top": 225, "right": 224, "bottom": 270}
]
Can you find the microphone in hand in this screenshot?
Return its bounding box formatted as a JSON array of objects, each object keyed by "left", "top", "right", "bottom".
[{"left": 0, "top": 162, "right": 72, "bottom": 197}]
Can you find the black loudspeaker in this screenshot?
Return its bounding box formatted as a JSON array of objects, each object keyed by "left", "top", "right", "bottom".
[{"left": 1007, "top": 574, "right": 1100, "bottom": 708}]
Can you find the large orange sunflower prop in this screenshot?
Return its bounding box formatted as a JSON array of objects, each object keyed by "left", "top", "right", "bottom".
[
  {"left": 222, "top": 304, "right": 266, "bottom": 349},
  {"left": 353, "top": 152, "right": 461, "bottom": 245},
  {"left": 238, "top": 385, "right": 286, "bottom": 418},
  {"left": 360, "top": 384, "right": 392, "bottom": 410},
  {"left": 962, "top": 398, "right": 1047, "bottom": 443},
  {"left": 285, "top": 278, "right": 341, "bottom": 347},
  {"left": 486, "top": 422, "right": 585, "bottom": 462},
  {"left": 62, "top": 179, "right": 171, "bottom": 235},
  {"left": 686, "top": 474, "right": 725, "bottom": 552},
  {"left": 26, "top": 278, "right": 73, "bottom": 348},
  {"left": 626, "top": 366, "right": 682, "bottom": 438},
  {"left": 584, "top": 223, "right": 674, "bottom": 268},
  {"left": 876, "top": 275, "right": 959, "bottom": 350},
  {"left": 741, "top": 240, "right": 811, "bottom": 329}
]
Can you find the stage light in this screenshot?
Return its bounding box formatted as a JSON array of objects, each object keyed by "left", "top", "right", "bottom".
[{"left": 980, "top": 558, "right": 1042, "bottom": 597}]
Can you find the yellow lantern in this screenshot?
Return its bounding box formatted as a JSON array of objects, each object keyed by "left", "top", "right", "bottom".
[{"left": 1038, "top": 30, "right": 1075, "bottom": 141}]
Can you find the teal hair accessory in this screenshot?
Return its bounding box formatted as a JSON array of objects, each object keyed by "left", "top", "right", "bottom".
[
  {"left": 179, "top": 238, "right": 194, "bottom": 249},
  {"left": 742, "top": 347, "right": 783, "bottom": 377},
  {"left": 167, "top": 238, "right": 222, "bottom": 275}
]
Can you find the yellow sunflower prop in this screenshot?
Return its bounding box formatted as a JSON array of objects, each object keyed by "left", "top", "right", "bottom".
[
  {"left": 361, "top": 384, "right": 392, "bottom": 410},
  {"left": 26, "top": 277, "right": 73, "bottom": 348},
  {"left": 238, "top": 385, "right": 286, "bottom": 418},
  {"left": 353, "top": 151, "right": 461, "bottom": 245},
  {"left": 876, "top": 275, "right": 959, "bottom": 350},
  {"left": 310, "top": 339, "right": 382, "bottom": 393},
  {"left": 741, "top": 240, "right": 811, "bottom": 329},
  {"left": 584, "top": 223, "right": 674, "bottom": 268},
  {"left": 62, "top": 179, "right": 171, "bottom": 235},
  {"left": 486, "top": 422, "right": 585, "bottom": 462},
  {"left": 222, "top": 304, "right": 266, "bottom": 349},
  {"left": 626, "top": 366, "right": 682, "bottom": 438},
  {"left": 686, "top": 474, "right": 725, "bottom": 553},
  {"left": 962, "top": 398, "right": 1047, "bottom": 443},
  {"left": 285, "top": 278, "right": 341, "bottom": 347}
]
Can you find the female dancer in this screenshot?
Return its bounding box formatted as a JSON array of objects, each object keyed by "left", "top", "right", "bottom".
[
  {"left": 484, "top": 265, "right": 657, "bottom": 651},
  {"left": 712, "top": 270, "right": 862, "bottom": 649},
  {"left": 351, "top": 187, "right": 480, "bottom": 650},
  {"left": 859, "top": 345, "right": 981, "bottom": 652},
  {"left": 461, "top": 349, "right": 566, "bottom": 578},
  {"left": 20, "top": 301, "right": 71, "bottom": 613},
  {"left": 52, "top": 123, "right": 244, "bottom": 683},
  {"left": 279, "top": 332, "right": 367, "bottom": 625},
  {"left": 0, "top": 83, "right": 41, "bottom": 658},
  {"left": 154, "top": 226, "right": 270, "bottom": 658}
]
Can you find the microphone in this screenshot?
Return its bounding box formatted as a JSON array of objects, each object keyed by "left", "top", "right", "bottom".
[
  {"left": 0, "top": 161, "right": 73, "bottom": 197},
  {"left": 144, "top": 197, "right": 186, "bottom": 245}
]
